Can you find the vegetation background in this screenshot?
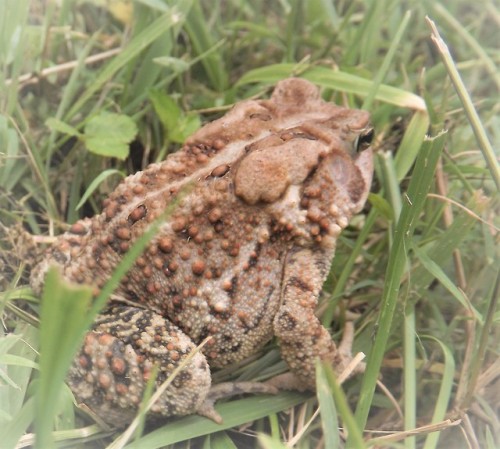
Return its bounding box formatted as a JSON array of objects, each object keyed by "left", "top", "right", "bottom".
[{"left": 0, "top": 0, "right": 498, "bottom": 448}]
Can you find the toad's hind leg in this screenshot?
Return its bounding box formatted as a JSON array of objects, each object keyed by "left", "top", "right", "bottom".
[
  {"left": 68, "top": 306, "right": 211, "bottom": 427},
  {"left": 273, "top": 248, "right": 360, "bottom": 390}
]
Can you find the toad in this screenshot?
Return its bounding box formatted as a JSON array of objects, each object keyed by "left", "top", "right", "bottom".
[{"left": 31, "top": 78, "right": 374, "bottom": 426}]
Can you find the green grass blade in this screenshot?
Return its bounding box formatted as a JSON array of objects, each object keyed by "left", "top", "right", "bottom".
[
  {"left": 237, "top": 64, "right": 427, "bottom": 110},
  {"left": 349, "top": 131, "right": 448, "bottom": 446},
  {"left": 430, "top": 3, "right": 500, "bottom": 90},
  {"left": 410, "top": 192, "right": 490, "bottom": 290},
  {"left": 427, "top": 17, "right": 500, "bottom": 190},
  {"left": 421, "top": 337, "right": 455, "bottom": 449},
  {"left": 316, "top": 362, "right": 340, "bottom": 449},
  {"left": 323, "top": 209, "right": 377, "bottom": 326},
  {"left": 2, "top": 396, "right": 36, "bottom": 449},
  {"left": 184, "top": 1, "right": 228, "bottom": 91},
  {"left": 362, "top": 10, "right": 412, "bottom": 110},
  {"left": 65, "top": 5, "right": 193, "bottom": 121},
  {"left": 123, "top": 393, "right": 307, "bottom": 449},
  {"left": 461, "top": 272, "right": 500, "bottom": 410},
  {"left": 413, "top": 244, "right": 482, "bottom": 322},
  {"left": 75, "top": 169, "right": 124, "bottom": 211},
  {"left": 322, "top": 362, "right": 367, "bottom": 449},
  {"left": 35, "top": 268, "right": 94, "bottom": 449},
  {"left": 258, "top": 433, "right": 289, "bottom": 449},
  {"left": 404, "top": 304, "right": 417, "bottom": 449},
  {"left": 394, "top": 110, "right": 431, "bottom": 181}
]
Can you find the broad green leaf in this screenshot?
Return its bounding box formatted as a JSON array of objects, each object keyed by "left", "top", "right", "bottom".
[
  {"left": 83, "top": 112, "right": 137, "bottom": 159},
  {"left": 149, "top": 90, "right": 200, "bottom": 143},
  {"left": 149, "top": 90, "right": 182, "bottom": 134}
]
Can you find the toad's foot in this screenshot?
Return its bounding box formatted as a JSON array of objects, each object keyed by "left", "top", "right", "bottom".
[
  {"left": 197, "top": 382, "right": 279, "bottom": 423},
  {"left": 267, "top": 321, "right": 365, "bottom": 391}
]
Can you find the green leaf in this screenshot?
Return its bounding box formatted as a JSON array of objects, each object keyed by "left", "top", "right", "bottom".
[
  {"left": 152, "top": 56, "right": 190, "bottom": 74},
  {"left": 83, "top": 112, "right": 137, "bottom": 159},
  {"left": 149, "top": 90, "right": 181, "bottom": 134},
  {"left": 75, "top": 169, "right": 124, "bottom": 211},
  {"left": 367, "top": 192, "right": 393, "bottom": 221},
  {"left": 45, "top": 118, "right": 81, "bottom": 138},
  {"left": 176, "top": 114, "right": 201, "bottom": 143},
  {"left": 149, "top": 90, "right": 200, "bottom": 144}
]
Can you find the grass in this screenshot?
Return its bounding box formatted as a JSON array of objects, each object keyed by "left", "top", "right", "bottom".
[{"left": 1, "top": 0, "right": 498, "bottom": 448}]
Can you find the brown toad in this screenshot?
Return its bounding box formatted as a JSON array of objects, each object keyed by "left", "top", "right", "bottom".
[{"left": 31, "top": 78, "right": 374, "bottom": 427}]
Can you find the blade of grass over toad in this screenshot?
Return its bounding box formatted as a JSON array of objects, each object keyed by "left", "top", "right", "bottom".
[
  {"left": 35, "top": 269, "right": 94, "bottom": 449},
  {"left": 347, "top": 131, "right": 448, "bottom": 447},
  {"left": 65, "top": 3, "right": 193, "bottom": 121},
  {"left": 107, "top": 341, "right": 210, "bottom": 449},
  {"left": 427, "top": 17, "right": 500, "bottom": 190},
  {"left": 236, "top": 65, "right": 427, "bottom": 111},
  {"left": 35, "top": 187, "right": 190, "bottom": 448},
  {"left": 322, "top": 362, "right": 367, "bottom": 449},
  {"left": 362, "top": 10, "right": 412, "bottom": 110},
  {"left": 87, "top": 185, "right": 193, "bottom": 327},
  {"left": 316, "top": 362, "right": 340, "bottom": 449},
  {"left": 322, "top": 209, "right": 377, "bottom": 326},
  {"left": 324, "top": 151, "right": 402, "bottom": 327}
]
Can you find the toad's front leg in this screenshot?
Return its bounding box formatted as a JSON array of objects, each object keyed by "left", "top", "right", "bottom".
[
  {"left": 273, "top": 247, "right": 361, "bottom": 390},
  {"left": 69, "top": 306, "right": 212, "bottom": 427}
]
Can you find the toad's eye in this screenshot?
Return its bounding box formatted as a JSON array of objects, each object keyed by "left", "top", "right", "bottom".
[{"left": 354, "top": 128, "right": 374, "bottom": 152}]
